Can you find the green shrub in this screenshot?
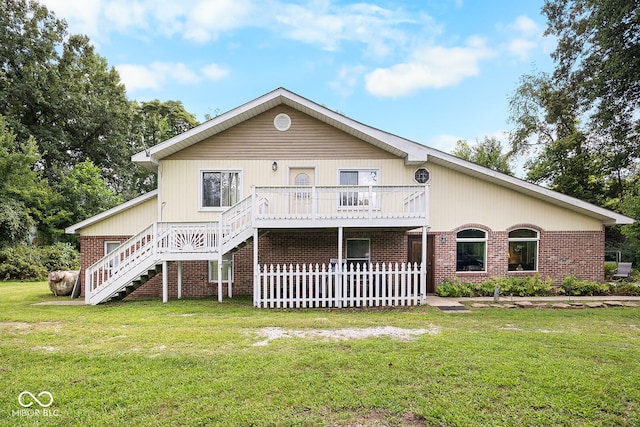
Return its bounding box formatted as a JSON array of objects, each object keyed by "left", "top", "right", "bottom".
[
  {"left": 604, "top": 262, "right": 618, "bottom": 280},
  {"left": 609, "top": 282, "right": 640, "bottom": 296},
  {"left": 561, "top": 274, "right": 610, "bottom": 296},
  {"left": 0, "top": 245, "right": 47, "bottom": 280},
  {"left": 436, "top": 275, "right": 554, "bottom": 298},
  {"left": 0, "top": 243, "right": 80, "bottom": 281},
  {"left": 41, "top": 242, "right": 80, "bottom": 271}
]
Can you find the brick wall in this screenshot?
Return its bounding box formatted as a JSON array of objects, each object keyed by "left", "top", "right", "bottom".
[
  {"left": 431, "top": 226, "right": 604, "bottom": 285},
  {"left": 80, "top": 227, "right": 604, "bottom": 301}
]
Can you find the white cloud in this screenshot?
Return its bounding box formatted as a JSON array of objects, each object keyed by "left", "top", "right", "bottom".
[
  {"left": 502, "top": 15, "right": 545, "bottom": 61},
  {"left": 365, "top": 36, "right": 495, "bottom": 97},
  {"left": 116, "top": 62, "right": 205, "bottom": 92},
  {"left": 183, "top": 0, "right": 256, "bottom": 42},
  {"left": 201, "top": 64, "right": 230, "bottom": 81},
  {"left": 274, "top": 2, "right": 433, "bottom": 58}
]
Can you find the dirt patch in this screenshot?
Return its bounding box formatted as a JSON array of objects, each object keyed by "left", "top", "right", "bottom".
[
  {"left": 253, "top": 325, "right": 439, "bottom": 346},
  {"left": 327, "top": 410, "right": 427, "bottom": 427},
  {"left": 0, "top": 321, "right": 63, "bottom": 333}
]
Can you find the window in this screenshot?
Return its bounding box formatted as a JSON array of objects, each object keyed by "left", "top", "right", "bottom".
[
  {"left": 294, "top": 173, "right": 310, "bottom": 198},
  {"left": 456, "top": 229, "right": 486, "bottom": 272},
  {"left": 346, "top": 239, "right": 370, "bottom": 269},
  {"left": 414, "top": 168, "right": 430, "bottom": 184},
  {"left": 201, "top": 171, "right": 240, "bottom": 209},
  {"left": 339, "top": 169, "right": 378, "bottom": 207},
  {"left": 508, "top": 229, "right": 538, "bottom": 271},
  {"left": 209, "top": 254, "right": 233, "bottom": 282},
  {"left": 105, "top": 241, "right": 120, "bottom": 269}
]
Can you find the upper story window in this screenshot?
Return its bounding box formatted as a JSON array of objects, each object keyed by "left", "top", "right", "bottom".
[
  {"left": 201, "top": 170, "right": 241, "bottom": 209},
  {"left": 414, "top": 168, "right": 430, "bottom": 184},
  {"left": 508, "top": 228, "right": 539, "bottom": 272},
  {"left": 339, "top": 169, "right": 379, "bottom": 207},
  {"left": 456, "top": 228, "right": 487, "bottom": 272}
]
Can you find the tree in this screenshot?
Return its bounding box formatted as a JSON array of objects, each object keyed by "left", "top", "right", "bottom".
[
  {"left": 539, "top": 0, "right": 640, "bottom": 202},
  {"left": 452, "top": 137, "right": 514, "bottom": 175},
  {"left": 122, "top": 100, "right": 199, "bottom": 198},
  {"left": 0, "top": 0, "right": 132, "bottom": 188},
  {"left": 508, "top": 71, "right": 612, "bottom": 205},
  {"left": 0, "top": 115, "right": 50, "bottom": 246}
]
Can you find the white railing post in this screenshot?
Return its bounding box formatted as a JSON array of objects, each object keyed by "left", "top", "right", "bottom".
[{"left": 85, "top": 269, "right": 91, "bottom": 305}]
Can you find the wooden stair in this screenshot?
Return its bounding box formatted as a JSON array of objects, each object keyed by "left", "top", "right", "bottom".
[{"left": 105, "top": 264, "right": 163, "bottom": 303}]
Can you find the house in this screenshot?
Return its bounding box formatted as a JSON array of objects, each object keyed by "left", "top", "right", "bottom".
[{"left": 66, "top": 88, "right": 634, "bottom": 307}]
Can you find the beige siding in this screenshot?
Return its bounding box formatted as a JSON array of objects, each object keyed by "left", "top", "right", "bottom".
[
  {"left": 81, "top": 196, "right": 158, "bottom": 236},
  {"left": 427, "top": 163, "right": 602, "bottom": 231},
  {"left": 161, "top": 159, "right": 602, "bottom": 230},
  {"left": 160, "top": 159, "right": 418, "bottom": 222},
  {"left": 166, "top": 106, "right": 397, "bottom": 160}
]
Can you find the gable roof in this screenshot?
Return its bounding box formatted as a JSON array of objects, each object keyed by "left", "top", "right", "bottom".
[
  {"left": 132, "top": 87, "right": 429, "bottom": 171},
  {"left": 130, "top": 87, "right": 633, "bottom": 226},
  {"left": 65, "top": 190, "right": 158, "bottom": 234}
]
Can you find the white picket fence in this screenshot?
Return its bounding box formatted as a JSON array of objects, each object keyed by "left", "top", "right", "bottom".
[{"left": 254, "top": 262, "right": 426, "bottom": 308}]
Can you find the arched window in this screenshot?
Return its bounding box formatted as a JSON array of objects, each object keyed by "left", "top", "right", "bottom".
[
  {"left": 456, "top": 229, "right": 487, "bottom": 272},
  {"left": 294, "top": 173, "right": 310, "bottom": 186},
  {"left": 294, "top": 173, "right": 310, "bottom": 199},
  {"left": 508, "top": 228, "right": 539, "bottom": 271}
]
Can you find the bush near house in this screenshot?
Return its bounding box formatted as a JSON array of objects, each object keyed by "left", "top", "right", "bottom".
[
  {"left": 436, "top": 274, "right": 640, "bottom": 297},
  {"left": 0, "top": 243, "right": 79, "bottom": 281}
]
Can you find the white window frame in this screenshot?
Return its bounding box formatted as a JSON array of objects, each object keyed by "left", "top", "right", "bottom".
[
  {"left": 337, "top": 168, "right": 380, "bottom": 209},
  {"left": 104, "top": 241, "right": 121, "bottom": 269},
  {"left": 508, "top": 228, "right": 539, "bottom": 272},
  {"left": 456, "top": 229, "right": 487, "bottom": 272},
  {"left": 199, "top": 169, "right": 242, "bottom": 211},
  {"left": 209, "top": 253, "right": 233, "bottom": 282},
  {"left": 346, "top": 238, "right": 371, "bottom": 269}
]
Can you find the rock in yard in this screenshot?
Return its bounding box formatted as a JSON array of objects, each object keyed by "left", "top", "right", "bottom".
[
  {"left": 586, "top": 302, "right": 604, "bottom": 308},
  {"left": 514, "top": 301, "right": 534, "bottom": 308},
  {"left": 471, "top": 303, "right": 490, "bottom": 308},
  {"left": 623, "top": 302, "right": 638, "bottom": 307},
  {"left": 603, "top": 301, "right": 624, "bottom": 307},
  {"left": 551, "top": 303, "right": 572, "bottom": 309}
]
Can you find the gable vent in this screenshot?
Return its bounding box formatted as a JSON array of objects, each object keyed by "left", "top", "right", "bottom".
[{"left": 274, "top": 113, "right": 291, "bottom": 131}]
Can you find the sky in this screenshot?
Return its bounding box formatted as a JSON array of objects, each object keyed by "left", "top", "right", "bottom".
[{"left": 39, "top": 0, "right": 556, "bottom": 156}]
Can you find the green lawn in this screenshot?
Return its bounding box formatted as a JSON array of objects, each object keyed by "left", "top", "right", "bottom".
[{"left": 1, "top": 282, "right": 639, "bottom": 426}]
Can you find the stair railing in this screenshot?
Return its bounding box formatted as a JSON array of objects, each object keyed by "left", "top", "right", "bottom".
[{"left": 84, "top": 223, "right": 157, "bottom": 304}]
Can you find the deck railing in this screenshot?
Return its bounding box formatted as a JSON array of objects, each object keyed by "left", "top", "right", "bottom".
[
  {"left": 85, "top": 185, "right": 429, "bottom": 304},
  {"left": 255, "top": 262, "right": 426, "bottom": 308},
  {"left": 253, "top": 185, "right": 427, "bottom": 224}
]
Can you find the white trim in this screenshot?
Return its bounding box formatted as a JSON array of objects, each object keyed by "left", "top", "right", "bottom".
[
  {"left": 508, "top": 228, "right": 540, "bottom": 273},
  {"left": 286, "top": 166, "right": 317, "bottom": 186},
  {"left": 199, "top": 168, "right": 243, "bottom": 211},
  {"left": 273, "top": 113, "right": 291, "bottom": 131},
  {"left": 456, "top": 228, "right": 488, "bottom": 273},
  {"left": 413, "top": 167, "right": 431, "bottom": 184},
  {"left": 65, "top": 190, "right": 158, "bottom": 234}
]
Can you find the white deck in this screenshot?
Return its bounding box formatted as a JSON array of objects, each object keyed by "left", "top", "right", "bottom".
[{"left": 85, "top": 185, "right": 429, "bottom": 305}]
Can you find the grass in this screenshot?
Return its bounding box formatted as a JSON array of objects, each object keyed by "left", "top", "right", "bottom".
[{"left": 0, "top": 282, "right": 639, "bottom": 426}]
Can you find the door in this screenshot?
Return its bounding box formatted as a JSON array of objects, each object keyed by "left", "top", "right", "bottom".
[
  {"left": 408, "top": 235, "right": 435, "bottom": 294},
  {"left": 289, "top": 167, "right": 315, "bottom": 216}
]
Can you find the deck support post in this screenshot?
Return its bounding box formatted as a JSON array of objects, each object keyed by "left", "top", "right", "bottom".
[
  {"left": 253, "top": 228, "right": 259, "bottom": 307},
  {"left": 177, "top": 261, "right": 182, "bottom": 299},
  {"left": 162, "top": 260, "right": 168, "bottom": 303},
  {"left": 420, "top": 225, "right": 427, "bottom": 304},
  {"left": 337, "top": 226, "right": 343, "bottom": 308}
]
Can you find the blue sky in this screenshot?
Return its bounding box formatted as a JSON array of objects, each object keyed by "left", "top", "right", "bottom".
[{"left": 41, "top": 0, "right": 555, "bottom": 155}]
